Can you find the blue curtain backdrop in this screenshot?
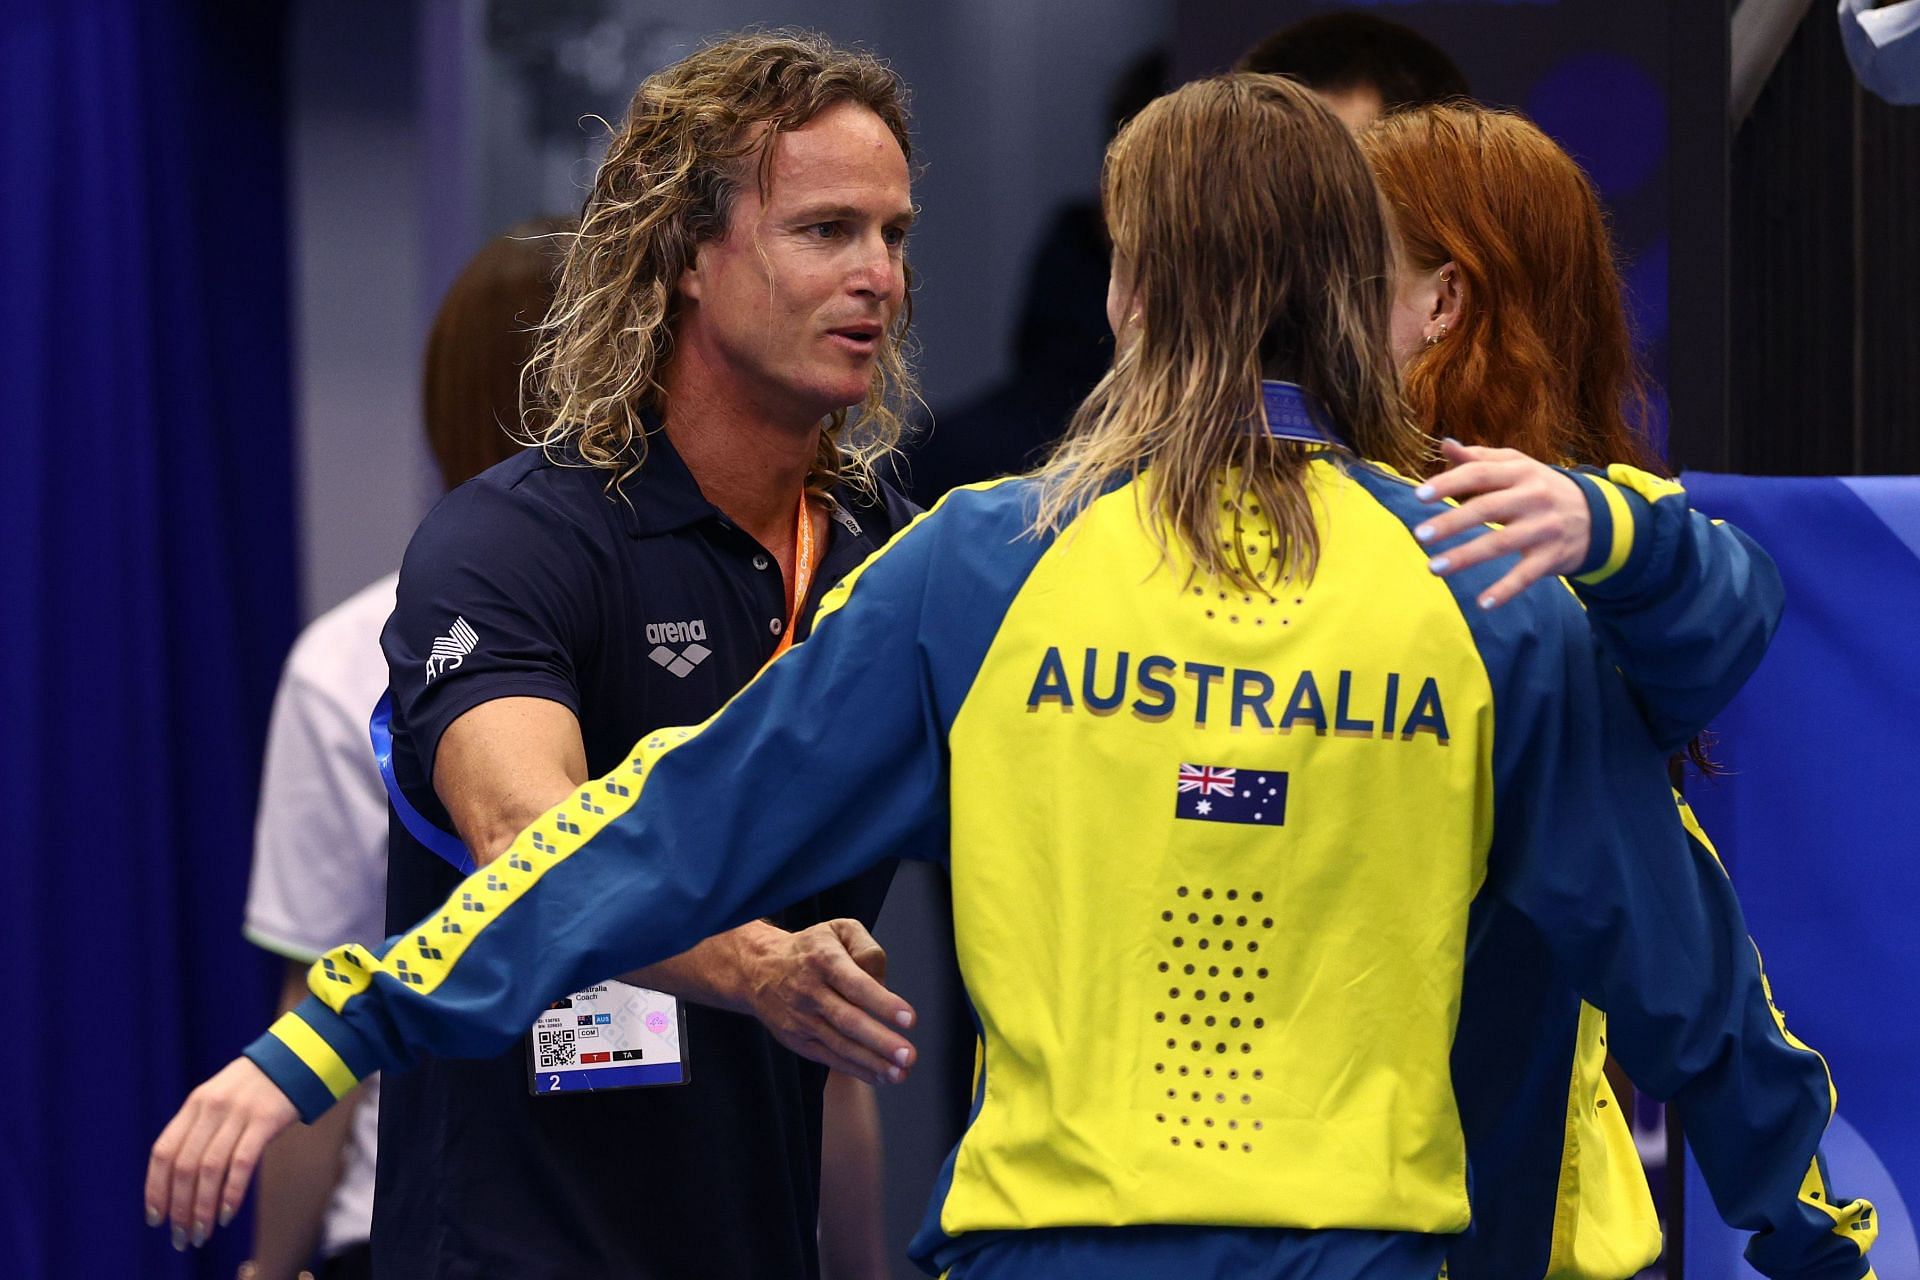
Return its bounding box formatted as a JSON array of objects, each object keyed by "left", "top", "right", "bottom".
[
  {"left": 1678, "top": 474, "right": 1920, "bottom": 1278},
  {"left": 0, "top": 2, "right": 296, "bottom": 1275}
]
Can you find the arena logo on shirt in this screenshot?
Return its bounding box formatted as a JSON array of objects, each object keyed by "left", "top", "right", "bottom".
[
  {"left": 645, "top": 619, "right": 707, "bottom": 645},
  {"left": 647, "top": 618, "right": 711, "bottom": 679}
]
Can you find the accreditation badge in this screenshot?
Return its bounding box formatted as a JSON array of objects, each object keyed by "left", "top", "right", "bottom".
[{"left": 527, "top": 979, "right": 690, "bottom": 1094}]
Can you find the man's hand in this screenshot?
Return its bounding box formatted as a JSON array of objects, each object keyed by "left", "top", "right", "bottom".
[
  {"left": 1412, "top": 438, "right": 1593, "bottom": 609},
  {"left": 146, "top": 1057, "right": 299, "bottom": 1252},
  {"left": 742, "top": 919, "right": 917, "bottom": 1086}
]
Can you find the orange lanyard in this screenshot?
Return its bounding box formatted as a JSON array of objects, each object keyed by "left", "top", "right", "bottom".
[{"left": 767, "top": 494, "right": 819, "bottom": 664}]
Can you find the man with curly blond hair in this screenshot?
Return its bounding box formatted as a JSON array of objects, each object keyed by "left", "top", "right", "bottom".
[{"left": 345, "top": 31, "right": 916, "bottom": 1279}]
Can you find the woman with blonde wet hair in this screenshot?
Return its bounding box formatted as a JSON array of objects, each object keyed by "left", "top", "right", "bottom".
[{"left": 149, "top": 75, "right": 1871, "bottom": 1280}]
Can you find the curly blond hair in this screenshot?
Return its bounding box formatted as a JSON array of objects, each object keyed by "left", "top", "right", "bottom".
[{"left": 521, "top": 30, "right": 916, "bottom": 496}]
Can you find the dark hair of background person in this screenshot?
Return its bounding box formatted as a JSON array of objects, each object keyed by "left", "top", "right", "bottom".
[
  {"left": 423, "top": 216, "right": 573, "bottom": 491},
  {"left": 1237, "top": 12, "right": 1471, "bottom": 111}
]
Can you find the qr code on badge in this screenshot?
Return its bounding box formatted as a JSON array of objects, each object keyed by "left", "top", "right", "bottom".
[{"left": 536, "top": 1027, "right": 577, "bottom": 1070}]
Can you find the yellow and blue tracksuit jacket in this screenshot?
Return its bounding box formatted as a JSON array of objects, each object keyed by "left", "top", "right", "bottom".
[
  {"left": 244, "top": 451, "right": 1874, "bottom": 1280},
  {"left": 1447, "top": 462, "right": 1849, "bottom": 1280}
]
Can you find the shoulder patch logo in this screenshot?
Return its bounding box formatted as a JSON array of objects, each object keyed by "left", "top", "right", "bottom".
[{"left": 426, "top": 616, "right": 478, "bottom": 683}]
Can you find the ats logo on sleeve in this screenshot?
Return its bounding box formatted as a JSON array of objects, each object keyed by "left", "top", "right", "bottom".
[{"left": 425, "top": 616, "right": 478, "bottom": 683}]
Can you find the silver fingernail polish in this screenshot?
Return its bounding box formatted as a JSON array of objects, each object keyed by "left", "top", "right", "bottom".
[
  {"left": 145, "top": 1206, "right": 161, "bottom": 1228},
  {"left": 1428, "top": 557, "right": 1450, "bottom": 574},
  {"left": 192, "top": 1221, "right": 209, "bottom": 1248},
  {"left": 1414, "top": 524, "right": 1434, "bottom": 542},
  {"left": 171, "top": 1226, "right": 187, "bottom": 1252}
]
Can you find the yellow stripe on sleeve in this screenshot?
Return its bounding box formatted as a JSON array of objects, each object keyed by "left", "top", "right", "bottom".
[
  {"left": 1603, "top": 463, "right": 1687, "bottom": 503},
  {"left": 269, "top": 1011, "right": 360, "bottom": 1101},
  {"left": 1675, "top": 798, "right": 1842, "bottom": 1115},
  {"left": 1573, "top": 475, "right": 1636, "bottom": 585}
]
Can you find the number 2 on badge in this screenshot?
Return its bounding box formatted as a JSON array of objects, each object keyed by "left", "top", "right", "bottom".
[{"left": 548, "top": 1075, "right": 560, "bottom": 1092}]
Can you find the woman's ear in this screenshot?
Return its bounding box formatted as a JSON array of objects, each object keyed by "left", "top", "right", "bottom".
[{"left": 1431, "top": 260, "right": 1464, "bottom": 329}]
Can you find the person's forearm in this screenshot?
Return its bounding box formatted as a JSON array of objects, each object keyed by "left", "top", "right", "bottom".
[
  {"left": 818, "top": 1072, "right": 888, "bottom": 1280},
  {"left": 427, "top": 700, "right": 913, "bottom": 1083},
  {"left": 618, "top": 919, "right": 785, "bottom": 1013},
  {"left": 247, "top": 964, "right": 364, "bottom": 1278},
  {"left": 248, "top": 1085, "right": 362, "bottom": 1278},
  {"left": 443, "top": 748, "right": 790, "bottom": 1016}
]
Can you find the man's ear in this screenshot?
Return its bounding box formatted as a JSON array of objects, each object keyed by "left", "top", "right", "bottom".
[{"left": 678, "top": 248, "right": 703, "bottom": 305}]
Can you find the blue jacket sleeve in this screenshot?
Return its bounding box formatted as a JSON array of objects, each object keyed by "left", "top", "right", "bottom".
[
  {"left": 243, "top": 508, "right": 960, "bottom": 1120},
  {"left": 1560, "top": 463, "right": 1784, "bottom": 752},
  {"left": 1475, "top": 592, "right": 1875, "bottom": 1280}
]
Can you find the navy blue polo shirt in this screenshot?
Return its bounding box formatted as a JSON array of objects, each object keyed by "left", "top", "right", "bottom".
[{"left": 374, "top": 431, "right": 915, "bottom": 1280}]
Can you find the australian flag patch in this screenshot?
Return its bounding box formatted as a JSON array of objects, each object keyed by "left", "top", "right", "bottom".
[{"left": 1175, "top": 764, "right": 1287, "bottom": 826}]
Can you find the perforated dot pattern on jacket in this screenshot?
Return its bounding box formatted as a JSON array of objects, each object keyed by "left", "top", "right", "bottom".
[
  {"left": 1190, "top": 498, "right": 1308, "bottom": 628},
  {"left": 1151, "top": 884, "right": 1275, "bottom": 1153}
]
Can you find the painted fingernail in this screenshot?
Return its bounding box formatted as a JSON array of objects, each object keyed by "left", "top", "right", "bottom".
[
  {"left": 1479, "top": 593, "right": 1498, "bottom": 610},
  {"left": 1415, "top": 485, "right": 1436, "bottom": 502},
  {"left": 1414, "top": 523, "right": 1434, "bottom": 542},
  {"left": 220, "top": 1203, "right": 236, "bottom": 1228},
  {"left": 1442, "top": 436, "right": 1461, "bottom": 446},
  {"left": 1428, "top": 556, "right": 1451, "bottom": 574},
  {"left": 886, "top": 1066, "right": 905, "bottom": 1084},
  {"left": 171, "top": 1226, "right": 187, "bottom": 1252},
  {"left": 893, "top": 1047, "right": 911, "bottom": 1067},
  {"left": 894, "top": 1010, "right": 914, "bottom": 1029},
  {"left": 145, "top": 1205, "right": 161, "bottom": 1228},
  {"left": 192, "top": 1221, "right": 209, "bottom": 1248}
]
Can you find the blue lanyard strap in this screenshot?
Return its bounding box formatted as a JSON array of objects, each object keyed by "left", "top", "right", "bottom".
[
  {"left": 1260, "top": 380, "right": 1345, "bottom": 448},
  {"left": 370, "top": 690, "right": 478, "bottom": 875}
]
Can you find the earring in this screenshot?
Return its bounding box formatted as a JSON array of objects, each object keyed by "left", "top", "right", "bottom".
[{"left": 1424, "top": 322, "right": 1450, "bottom": 348}]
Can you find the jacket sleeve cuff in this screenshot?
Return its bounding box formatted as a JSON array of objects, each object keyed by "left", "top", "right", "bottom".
[
  {"left": 1564, "top": 468, "right": 1632, "bottom": 581},
  {"left": 240, "top": 994, "right": 382, "bottom": 1124},
  {"left": 1563, "top": 467, "right": 1670, "bottom": 601}
]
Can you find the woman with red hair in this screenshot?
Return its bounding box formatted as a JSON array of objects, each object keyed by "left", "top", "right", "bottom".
[{"left": 1357, "top": 106, "right": 1857, "bottom": 1280}]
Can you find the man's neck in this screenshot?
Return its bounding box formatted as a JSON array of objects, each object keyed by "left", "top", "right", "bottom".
[{"left": 660, "top": 360, "right": 824, "bottom": 551}]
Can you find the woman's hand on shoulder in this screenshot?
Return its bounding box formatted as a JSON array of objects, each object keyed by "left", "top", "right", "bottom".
[{"left": 1410, "top": 438, "right": 1590, "bottom": 610}]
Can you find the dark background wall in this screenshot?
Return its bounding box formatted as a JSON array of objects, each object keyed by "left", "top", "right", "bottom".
[{"left": 1726, "top": 2, "right": 1920, "bottom": 475}]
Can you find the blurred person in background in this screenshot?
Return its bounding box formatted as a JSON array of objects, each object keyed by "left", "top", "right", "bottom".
[
  {"left": 1359, "top": 104, "right": 1867, "bottom": 1280},
  {"left": 235, "top": 217, "right": 567, "bottom": 1280},
  {"left": 1237, "top": 10, "right": 1471, "bottom": 130},
  {"left": 154, "top": 72, "right": 1874, "bottom": 1280},
  {"left": 900, "top": 50, "right": 1167, "bottom": 508}
]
